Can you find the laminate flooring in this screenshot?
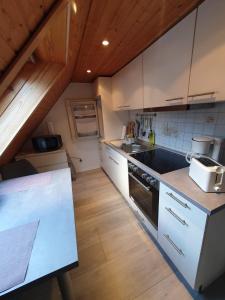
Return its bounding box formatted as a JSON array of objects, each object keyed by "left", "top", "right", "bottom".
[{"left": 7, "top": 169, "right": 225, "bottom": 300}]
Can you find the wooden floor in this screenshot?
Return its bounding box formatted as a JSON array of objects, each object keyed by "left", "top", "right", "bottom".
[{"left": 8, "top": 169, "right": 225, "bottom": 299}]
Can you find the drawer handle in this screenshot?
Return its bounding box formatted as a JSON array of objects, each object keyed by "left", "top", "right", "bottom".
[
  {"left": 117, "top": 105, "right": 131, "bottom": 108},
  {"left": 165, "top": 207, "right": 188, "bottom": 226},
  {"left": 166, "top": 192, "right": 190, "bottom": 210},
  {"left": 109, "top": 156, "right": 119, "bottom": 165},
  {"left": 163, "top": 234, "right": 184, "bottom": 256},
  {"left": 164, "top": 97, "right": 184, "bottom": 102},
  {"left": 188, "top": 91, "right": 215, "bottom": 98}
]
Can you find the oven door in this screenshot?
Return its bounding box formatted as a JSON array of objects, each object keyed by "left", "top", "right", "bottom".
[{"left": 129, "top": 173, "right": 159, "bottom": 229}]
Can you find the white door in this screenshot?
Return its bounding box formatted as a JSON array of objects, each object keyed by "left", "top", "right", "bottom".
[
  {"left": 112, "top": 55, "right": 143, "bottom": 111},
  {"left": 143, "top": 11, "right": 196, "bottom": 108},
  {"left": 188, "top": 0, "right": 225, "bottom": 103}
]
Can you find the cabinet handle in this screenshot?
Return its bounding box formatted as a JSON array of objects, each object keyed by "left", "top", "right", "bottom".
[
  {"left": 164, "top": 97, "right": 184, "bottom": 102},
  {"left": 109, "top": 156, "right": 119, "bottom": 165},
  {"left": 163, "top": 234, "right": 184, "bottom": 256},
  {"left": 117, "top": 105, "right": 131, "bottom": 108},
  {"left": 165, "top": 207, "right": 188, "bottom": 226},
  {"left": 129, "top": 172, "right": 151, "bottom": 192},
  {"left": 166, "top": 192, "right": 190, "bottom": 210},
  {"left": 188, "top": 91, "right": 215, "bottom": 98}
]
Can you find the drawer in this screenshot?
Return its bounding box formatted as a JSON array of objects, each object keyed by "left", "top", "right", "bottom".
[
  {"left": 158, "top": 220, "right": 203, "bottom": 288},
  {"left": 160, "top": 183, "right": 207, "bottom": 230},
  {"left": 158, "top": 184, "right": 207, "bottom": 288}
]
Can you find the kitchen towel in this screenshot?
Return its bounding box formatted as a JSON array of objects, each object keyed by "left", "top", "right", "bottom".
[{"left": 0, "top": 221, "right": 39, "bottom": 293}]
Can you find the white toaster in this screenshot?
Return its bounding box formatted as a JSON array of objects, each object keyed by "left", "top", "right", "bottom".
[{"left": 189, "top": 156, "right": 225, "bottom": 193}]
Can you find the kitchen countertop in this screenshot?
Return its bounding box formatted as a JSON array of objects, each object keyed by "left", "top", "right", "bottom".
[
  {"left": 103, "top": 140, "right": 225, "bottom": 216},
  {"left": 161, "top": 168, "right": 225, "bottom": 215},
  {"left": 0, "top": 168, "right": 78, "bottom": 297}
]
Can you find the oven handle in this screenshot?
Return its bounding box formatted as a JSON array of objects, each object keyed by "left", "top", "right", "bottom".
[{"left": 129, "top": 172, "right": 151, "bottom": 192}]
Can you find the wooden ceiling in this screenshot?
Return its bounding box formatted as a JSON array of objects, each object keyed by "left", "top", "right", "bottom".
[
  {"left": 0, "top": 0, "right": 57, "bottom": 77},
  {"left": 0, "top": 0, "right": 205, "bottom": 163},
  {"left": 72, "top": 0, "right": 203, "bottom": 82},
  {"left": 0, "top": 0, "right": 77, "bottom": 164}
]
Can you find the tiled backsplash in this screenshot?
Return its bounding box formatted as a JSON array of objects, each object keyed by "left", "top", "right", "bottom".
[{"left": 130, "top": 102, "right": 225, "bottom": 153}]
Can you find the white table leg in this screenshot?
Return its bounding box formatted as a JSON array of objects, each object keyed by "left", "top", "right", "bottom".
[{"left": 57, "top": 272, "right": 74, "bottom": 300}]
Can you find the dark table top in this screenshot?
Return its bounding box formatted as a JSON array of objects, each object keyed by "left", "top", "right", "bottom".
[{"left": 0, "top": 168, "right": 78, "bottom": 297}]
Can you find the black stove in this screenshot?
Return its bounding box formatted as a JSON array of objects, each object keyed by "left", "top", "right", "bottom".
[{"left": 130, "top": 148, "right": 189, "bottom": 174}]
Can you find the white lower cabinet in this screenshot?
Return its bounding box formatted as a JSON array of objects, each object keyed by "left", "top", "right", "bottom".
[
  {"left": 101, "top": 143, "right": 129, "bottom": 200},
  {"left": 158, "top": 183, "right": 225, "bottom": 291}
]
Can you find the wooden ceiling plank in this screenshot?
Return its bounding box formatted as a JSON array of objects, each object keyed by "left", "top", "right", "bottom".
[
  {"left": 74, "top": 0, "right": 123, "bottom": 79},
  {"left": 70, "top": 0, "right": 93, "bottom": 72},
  {"left": 35, "top": 5, "right": 68, "bottom": 64},
  {"left": 0, "top": 0, "right": 29, "bottom": 52},
  {"left": 41, "top": 0, "right": 56, "bottom": 13},
  {"left": 90, "top": 0, "right": 160, "bottom": 76},
  {"left": 0, "top": 3, "right": 87, "bottom": 163},
  {"left": 19, "top": 0, "right": 46, "bottom": 32},
  {"left": 102, "top": 0, "right": 200, "bottom": 75},
  {"left": 0, "top": 62, "right": 63, "bottom": 156},
  {"left": 0, "top": 0, "right": 69, "bottom": 100},
  {"left": 72, "top": 0, "right": 203, "bottom": 82},
  {"left": 0, "top": 36, "right": 15, "bottom": 72},
  {"left": 73, "top": 0, "right": 159, "bottom": 81}
]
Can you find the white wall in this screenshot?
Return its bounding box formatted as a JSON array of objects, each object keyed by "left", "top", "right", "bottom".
[{"left": 32, "top": 83, "right": 101, "bottom": 173}]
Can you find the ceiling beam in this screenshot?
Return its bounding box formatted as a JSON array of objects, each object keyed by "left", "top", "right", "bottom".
[{"left": 0, "top": 0, "right": 69, "bottom": 99}]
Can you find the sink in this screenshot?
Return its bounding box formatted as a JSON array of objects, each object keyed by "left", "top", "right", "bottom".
[{"left": 109, "top": 140, "right": 150, "bottom": 154}]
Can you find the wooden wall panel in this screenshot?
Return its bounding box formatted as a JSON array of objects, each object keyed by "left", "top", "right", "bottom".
[
  {"left": 72, "top": 0, "right": 203, "bottom": 82},
  {"left": 0, "top": 0, "right": 56, "bottom": 74},
  {"left": 0, "top": 1, "right": 91, "bottom": 164},
  {"left": 35, "top": 6, "right": 68, "bottom": 64}
]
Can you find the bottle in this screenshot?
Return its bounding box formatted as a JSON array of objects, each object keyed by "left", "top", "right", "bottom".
[{"left": 148, "top": 130, "right": 155, "bottom": 146}]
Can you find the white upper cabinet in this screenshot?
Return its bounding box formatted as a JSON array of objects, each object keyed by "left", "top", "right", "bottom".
[
  {"left": 188, "top": 0, "right": 225, "bottom": 103},
  {"left": 112, "top": 55, "right": 143, "bottom": 111},
  {"left": 143, "top": 11, "right": 196, "bottom": 108}
]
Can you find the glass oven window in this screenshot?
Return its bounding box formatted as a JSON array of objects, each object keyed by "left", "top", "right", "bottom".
[{"left": 129, "top": 175, "right": 159, "bottom": 228}]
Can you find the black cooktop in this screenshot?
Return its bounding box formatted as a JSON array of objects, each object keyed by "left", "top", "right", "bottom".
[{"left": 131, "top": 148, "right": 189, "bottom": 174}]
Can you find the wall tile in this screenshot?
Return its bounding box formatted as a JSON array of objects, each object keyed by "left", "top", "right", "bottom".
[{"left": 133, "top": 102, "right": 225, "bottom": 153}]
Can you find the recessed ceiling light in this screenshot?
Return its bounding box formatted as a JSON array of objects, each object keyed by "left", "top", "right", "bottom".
[
  {"left": 86, "top": 69, "right": 91, "bottom": 73},
  {"left": 72, "top": 1, "right": 77, "bottom": 14},
  {"left": 102, "top": 40, "right": 110, "bottom": 46}
]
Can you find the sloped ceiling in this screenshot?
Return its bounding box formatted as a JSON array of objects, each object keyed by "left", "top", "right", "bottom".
[
  {"left": 72, "top": 0, "right": 204, "bottom": 82},
  {"left": 0, "top": 0, "right": 90, "bottom": 164},
  {"left": 0, "top": 0, "right": 204, "bottom": 164},
  {"left": 0, "top": 0, "right": 56, "bottom": 77}
]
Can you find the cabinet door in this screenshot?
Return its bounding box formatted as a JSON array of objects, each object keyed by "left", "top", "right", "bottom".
[
  {"left": 143, "top": 11, "right": 196, "bottom": 108},
  {"left": 112, "top": 56, "right": 143, "bottom": 111},
  {"left": 102, "top": 145, "right": 129, "bottom": 200},
  {"left": 189, "top": 0, "right": 225, "bottom": 103}
]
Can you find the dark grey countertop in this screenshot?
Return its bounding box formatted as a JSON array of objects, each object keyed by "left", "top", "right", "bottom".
[{"left": 103, "top": 140, "right": 225, "bottom": 216}]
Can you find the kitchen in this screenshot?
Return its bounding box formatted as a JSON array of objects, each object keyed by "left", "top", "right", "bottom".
[{"left": 1, "top": 0, "right": 225, "bottom": 299}]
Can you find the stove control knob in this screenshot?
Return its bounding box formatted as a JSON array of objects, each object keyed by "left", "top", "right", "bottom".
[
  {"left": 150, "top": 179, "right": 157, "bottom": 185},
  {"left": 141, "top": 173, "right": 148, "bottom": 179},
  {"left": 133, "top": 166, "right": 138, "bottom": 172},
  {"left": 146, "top": 176, "right": 152, "bottom": 183},
  {"left": 128, "top": 163, "right": 135, "bottom": 171}
]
